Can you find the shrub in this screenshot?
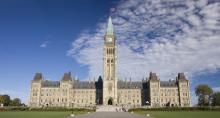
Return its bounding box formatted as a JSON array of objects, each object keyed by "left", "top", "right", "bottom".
[
  {"left": 128, "top": 107, "right": 220, "bottom": 112},
  {"left": 0, "top": 106, "right": 29, "bottom": 111},
  {"left": 0, "top": 106, "right": 94, "bottom": 112}
]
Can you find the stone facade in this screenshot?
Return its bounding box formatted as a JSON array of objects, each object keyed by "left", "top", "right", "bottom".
[
  {"left": 29, "top": 17, "right": 190, "bottom": 108},
  {"left": 149, "top": 72, "right": 190, "bottom": 107},
  {"left": 103, "top": 16, "right": 118, "bottom": 106}
]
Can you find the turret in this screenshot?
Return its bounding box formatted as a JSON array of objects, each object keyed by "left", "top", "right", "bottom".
[
  {"left": 176, "top": 73, "right": 190, "bottom": 107},
  {"left": 33, "top": 73, "right": 43, "bottom": 82},
  {"left": 29, "top": 73, "right": 43, "bottom": 107},
  {"left": 149, "top": 72, "right": 159, "bottom": 82},
  {"left": 148, "top": 72, "right": 160, "bottom": 107}
]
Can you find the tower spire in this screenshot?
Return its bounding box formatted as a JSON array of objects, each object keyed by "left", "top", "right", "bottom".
[{"left": 106, "top": 16, "right": 114, "bottom": 35}]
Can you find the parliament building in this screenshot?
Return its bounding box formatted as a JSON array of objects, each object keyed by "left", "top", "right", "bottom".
[{"left": 29, "top": 17, "right": 190, "bottom": 108}]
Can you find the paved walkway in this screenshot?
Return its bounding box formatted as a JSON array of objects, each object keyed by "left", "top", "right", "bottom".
[
  {"left": 71, "top": 112, "right": 149, "bottom": 118},
  {"left": 96, "top": 105, "right": 123, "bottom": 112}
]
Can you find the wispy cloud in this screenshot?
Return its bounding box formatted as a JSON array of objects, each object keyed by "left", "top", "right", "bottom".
[
  {"left": 213, "top": 86, "right": 220, "bottom": 92},
  {"left": 40, "top": 41, "right": 50, "bottom": 48},
  {"left": 68, "top": 0, "right": 220, "bottom": 80}
]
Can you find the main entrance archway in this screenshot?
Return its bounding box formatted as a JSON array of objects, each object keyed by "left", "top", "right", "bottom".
[{"left": 108, "top": 98, "right": 113, "bottom": 105}]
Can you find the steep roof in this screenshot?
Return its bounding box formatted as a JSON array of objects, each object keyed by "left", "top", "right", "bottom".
[
  {"left": 33, "top": 73, "right": 43, "bottom": 81},
  {"left": 178, "top": 73, "right": 186, "bottom": 79},
  {"left": 177, "top": 73, "right": 188, "bottom": 82},
  {"left": 73, "top": 81, "right": 96, "bottom": 89},
  {"left": 118, "top": 80, "right": 143, "bottom": 89},
  {"left": 160, "top": 81, "right": 177, "bottom": 87},
  {"left": 61, "top": 72, "right": 72, "bottom": 81},
  {"left": 41, "top": 80, "right": 60, "bottom": 88},
  {"left": 106, "top": 16, "right": 114, "bottom": 35},
  {"left": 149, "top": 72, "right": 159, "bottom": 81}
]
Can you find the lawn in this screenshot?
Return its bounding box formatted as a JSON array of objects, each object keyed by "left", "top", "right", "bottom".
[
  {"left": 0, "top": 111, "right": 87, "bottom": 118},
  {"left": 135, "top": 111, "right": 220, "bottom": 118}
]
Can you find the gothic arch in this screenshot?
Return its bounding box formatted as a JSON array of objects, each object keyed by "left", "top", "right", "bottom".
[{"left": 108, "top": 97, "right": 113, "bottom": 105}]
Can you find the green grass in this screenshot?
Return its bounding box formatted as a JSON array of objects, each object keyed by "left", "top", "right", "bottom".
[
  {"left": 135, "top": 111, "right": 220, "bottom": 118},
  {"left": 0, "top": 111, "right": 87, "bottom": 118}
]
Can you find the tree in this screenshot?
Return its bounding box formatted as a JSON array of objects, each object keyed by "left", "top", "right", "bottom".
[
  {"left": 0, "top": 94, "right": 11, "bottom": 106},
  {"left": 195, "top": 84, "right": 213, "bottom": 106},
  {"left": 10, "top": 98, "right": 22, "bottom": 106},
  {"left": 211, "top": 92, "right": 220, "bottom": 106}
]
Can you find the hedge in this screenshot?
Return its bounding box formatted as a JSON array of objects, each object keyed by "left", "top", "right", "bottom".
[
  {"left": 128, "top": 107, "right": 220, "bottom": 112},
  {"left": 0, "top": 107, "right": 29, "bottom": 111},
  {"left": 0, "top": 107, "right": 94, "bottom": 112}
]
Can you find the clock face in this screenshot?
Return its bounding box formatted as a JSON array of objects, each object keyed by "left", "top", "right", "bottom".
[{"left": 108, "top": 37, "right": 113, "bottom": 42}]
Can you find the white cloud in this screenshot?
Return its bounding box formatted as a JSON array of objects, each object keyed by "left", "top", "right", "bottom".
[
  {"left": 40, "top": 41, "right": 49, "bottom": 48},
  {"left": 213, "top": 87, "right": 220, "bottom": 92},
  {"left": 190, "top": 91, "right": 198, "bottom": 106},
  {"left": 68, "top": 0, "right": 220, "bottom": 80}
]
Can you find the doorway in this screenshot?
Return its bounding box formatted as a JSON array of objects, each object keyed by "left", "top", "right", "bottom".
[{"left": 108, "top": 98, "right": 113, "bottom": 105}]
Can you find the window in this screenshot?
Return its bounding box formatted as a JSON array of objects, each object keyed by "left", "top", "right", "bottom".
[
  {"left": 183, "top": 93, "right": 187, "bottom": 96},
  {"left": 128, "top": 95, "right": 131, "bottom": 100},
  {"left": 108, "top": 83, "right": 113, "bottom": 91},
  {"left": 33, "top": 93, "right": 37, "bottom": 96}
]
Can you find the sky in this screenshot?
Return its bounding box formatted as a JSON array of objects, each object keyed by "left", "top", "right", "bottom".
[{"left": 0, "top": 0, "right": 220, "bottom": 105}]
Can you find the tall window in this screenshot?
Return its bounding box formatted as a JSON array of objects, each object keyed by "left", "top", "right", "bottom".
[{"left": 108, "top": 83, "right": 113, "bottom": 93}]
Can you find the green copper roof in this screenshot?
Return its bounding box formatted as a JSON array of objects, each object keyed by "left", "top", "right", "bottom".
[{"left": 106, "top": 16, "right": 114, "bottom": 35}]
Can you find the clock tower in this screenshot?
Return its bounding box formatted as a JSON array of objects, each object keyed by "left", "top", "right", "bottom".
[{"left": 103, "top": 16, "right": 118, "bottom": 105}]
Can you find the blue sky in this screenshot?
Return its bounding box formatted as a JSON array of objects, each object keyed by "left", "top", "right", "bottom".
[{"left": 0, "top": 0, "right": 220, "bottom": 105}]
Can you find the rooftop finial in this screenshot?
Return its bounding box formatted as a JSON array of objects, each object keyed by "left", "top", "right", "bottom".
[{"left": 106, "top": 16, "right": 114, "bottom": 35}]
